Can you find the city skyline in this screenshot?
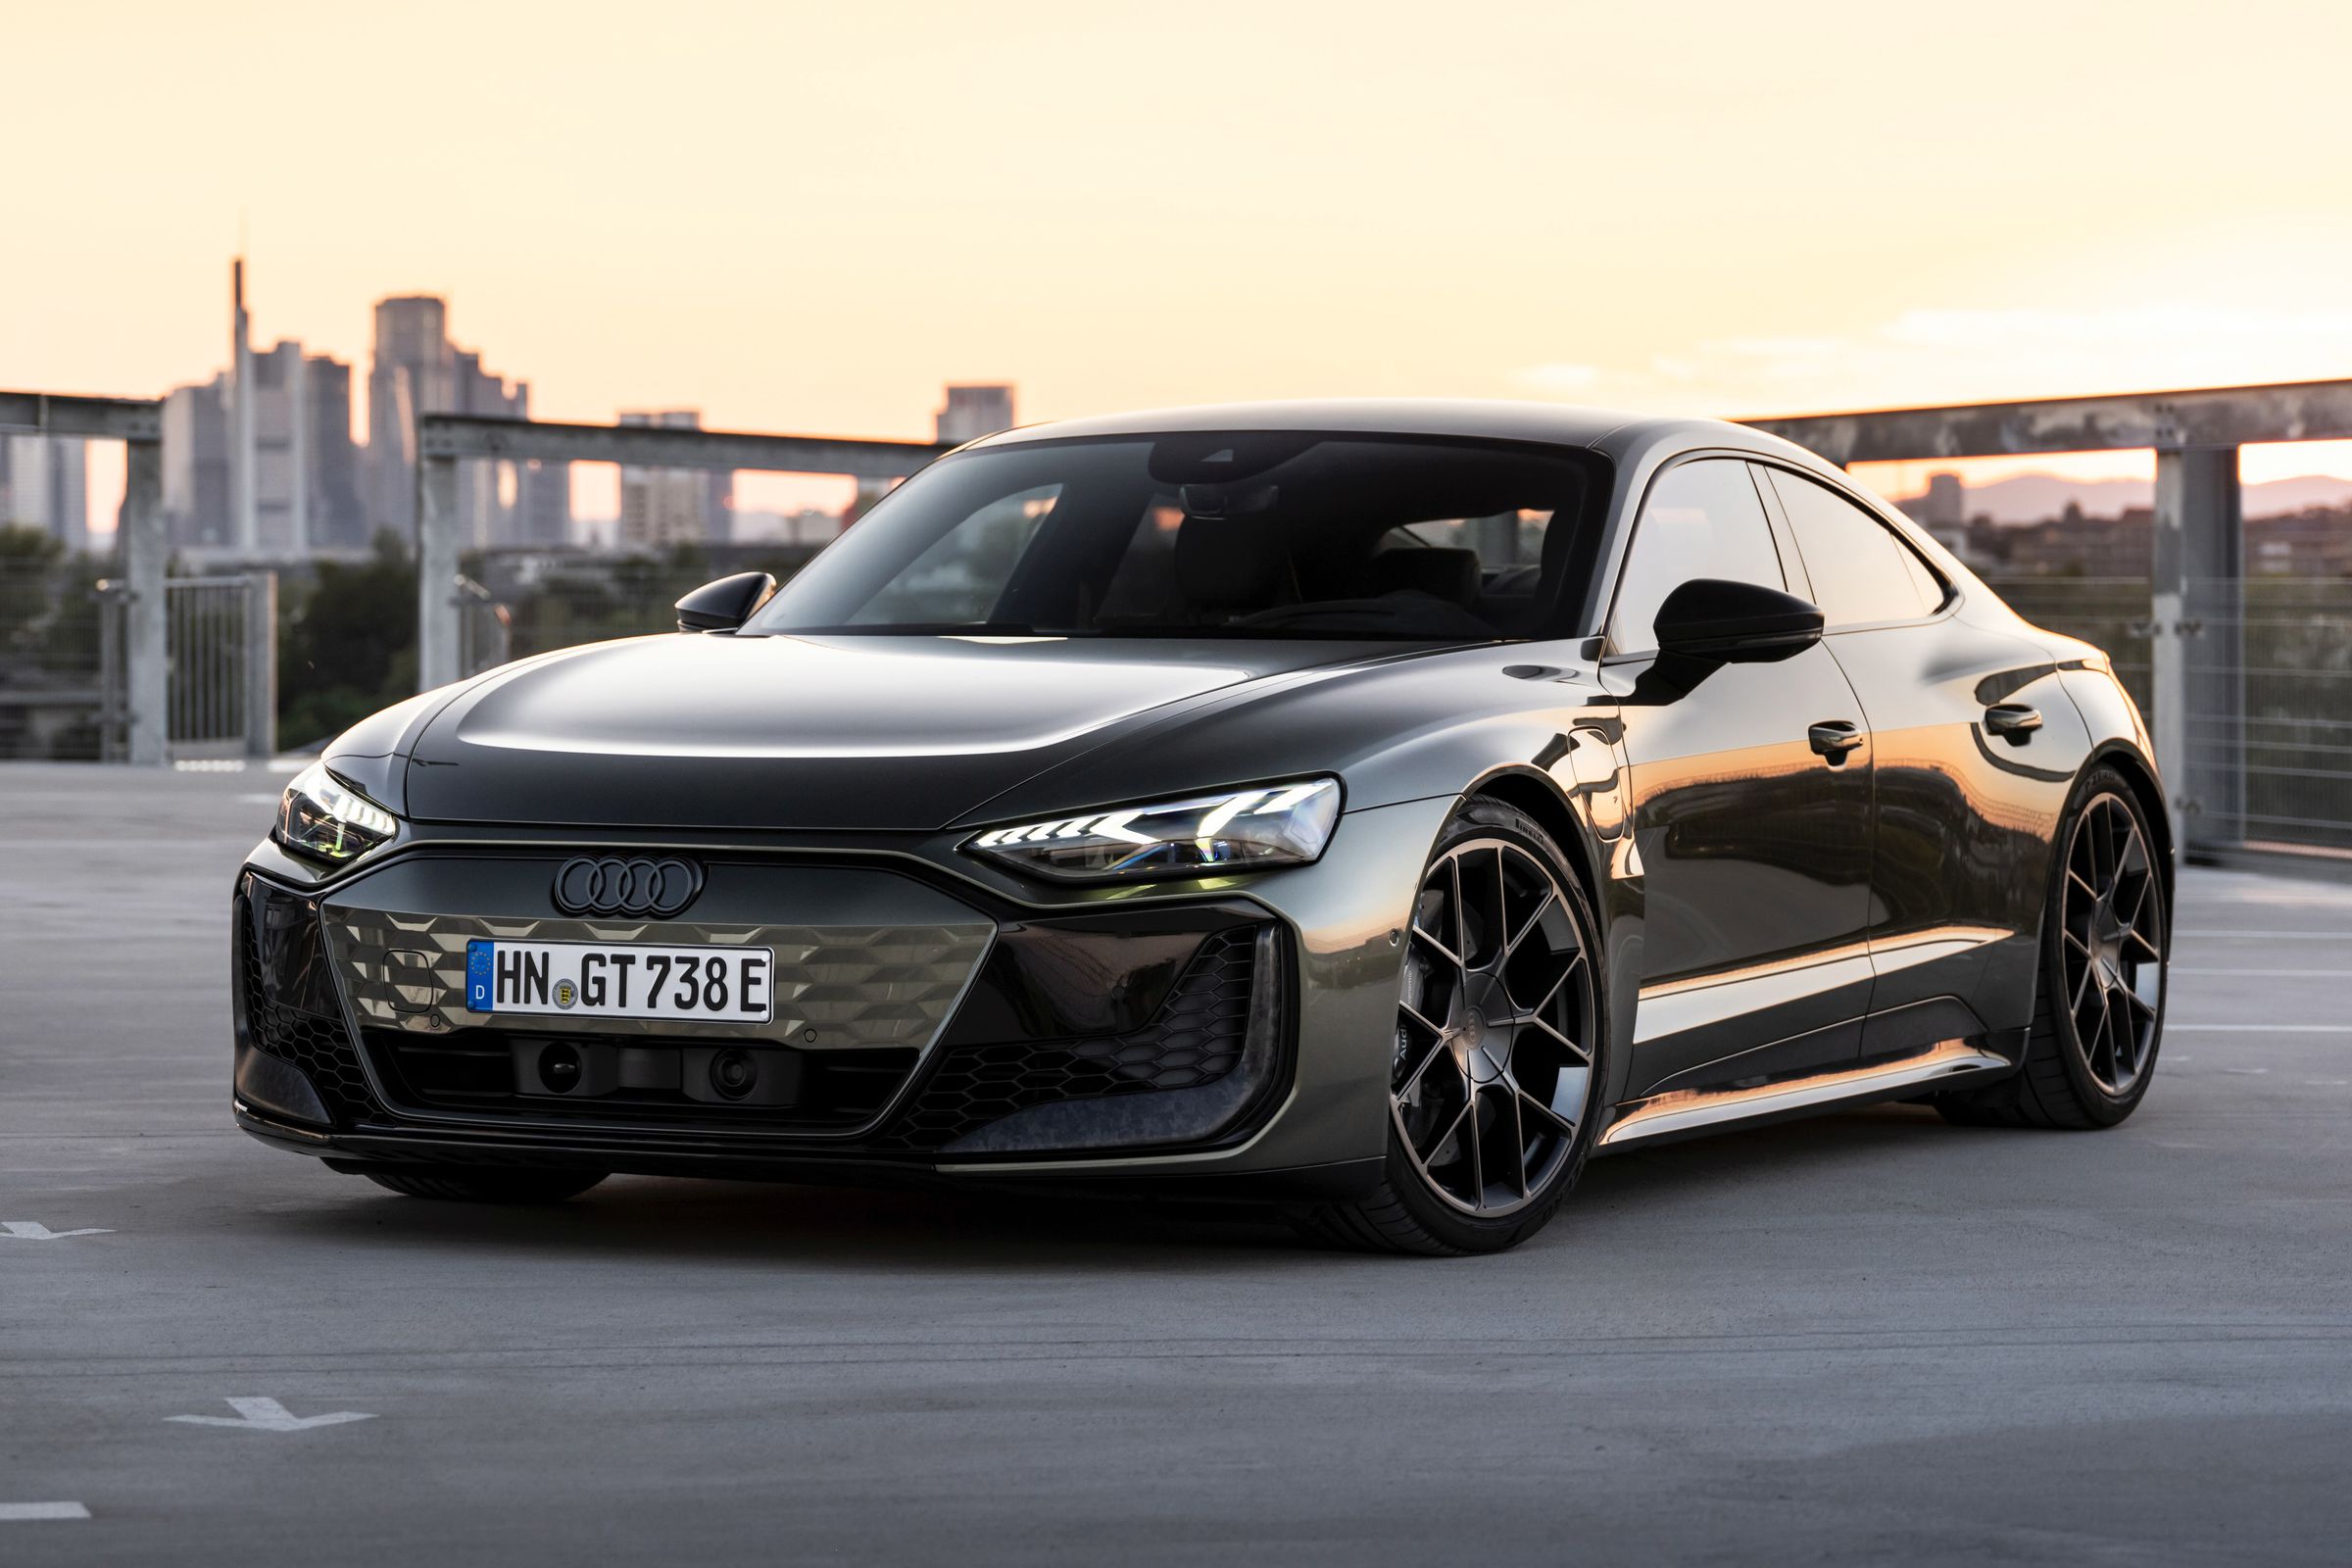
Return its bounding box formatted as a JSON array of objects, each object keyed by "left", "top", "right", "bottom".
[{"left": 9, "top": 2, "right": 2352, "bottom": 536}]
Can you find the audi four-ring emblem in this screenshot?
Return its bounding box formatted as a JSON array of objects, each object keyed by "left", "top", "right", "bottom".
[{"left": 551, "top": 856, "right": 704, "bottom": 918}]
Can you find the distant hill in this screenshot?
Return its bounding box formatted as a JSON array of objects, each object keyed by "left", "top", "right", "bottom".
[{"left": 1896, "top": 472, "right": 2352, "bottom": 525}]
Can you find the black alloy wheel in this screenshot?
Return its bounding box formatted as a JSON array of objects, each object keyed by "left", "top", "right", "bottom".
[
  {"left": 1937, "top": 765, "right": 2168, "bottom": 1130},
  {"left": 1301, "top": 798, "right": 1606, "bottom": 1254}
]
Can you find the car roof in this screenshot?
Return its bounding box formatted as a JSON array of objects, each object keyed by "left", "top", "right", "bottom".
[{"left": 964, "top": 398, "right": 1835, "bottom": 472}]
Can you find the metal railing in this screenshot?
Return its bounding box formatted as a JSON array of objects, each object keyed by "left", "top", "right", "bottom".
[{"left": 1987, "top": 571, "right": 2352, "bottom": 858}]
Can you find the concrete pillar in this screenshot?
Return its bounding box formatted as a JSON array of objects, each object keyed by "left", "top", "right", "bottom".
[
  {"left": 122, "top": 438, "right": 168, "bottom": 766},
  {"left": 244, "top": 570, "right": 277, "bottom": 760},
  {"left": 2150, "top": 445, "right": 2244, "bottom": 850},
  {"left": 416, "top": 453, "right": 461, "bottom": 692}
]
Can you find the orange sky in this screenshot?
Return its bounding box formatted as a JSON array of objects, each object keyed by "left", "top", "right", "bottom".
[{"left": 9, "top": 1, "right": 2352, "bottom": 527}]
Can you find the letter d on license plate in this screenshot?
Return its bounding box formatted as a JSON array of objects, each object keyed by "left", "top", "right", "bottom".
[{"left": 463, "top": 938, "right": 774, "bottom": 1024}]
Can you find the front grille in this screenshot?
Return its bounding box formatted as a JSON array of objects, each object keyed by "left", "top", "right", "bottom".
[
  {"left": 237, "top": 891, "right": 374, "bottom": 1125},
  {"left": 323, "top": 907, "right": 993, "bottom": 1053},
  {"left": 879, "top": 926, "right": 1260, "bottom": 1151}
]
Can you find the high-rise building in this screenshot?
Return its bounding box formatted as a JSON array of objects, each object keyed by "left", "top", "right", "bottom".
[
  {"left": 162, "top": 375, "right": 232, "bottom": 549},
  {"left": 364, "top": 295, "right": 455, "bottom": 538},
  {"left": 163, "top": 262, "right": 368, "bottom": 556},
  {"left": 305, "top": 354, "right": 367, "bottom": 551},
  {"left": 617, "top": 411, "right": 729, "bottom": 549},
  {"left": 935, "top": 384, "right": 1016, "bottom": 445},
  {"left": 1919, "top": 471, "right": 1969, "bottom": 559},
  {"left": 0, "top": 434, "right": 88, "bottom": 552},
  {"left": 364, "top": 294, "right": 563, "bottom": 549}
]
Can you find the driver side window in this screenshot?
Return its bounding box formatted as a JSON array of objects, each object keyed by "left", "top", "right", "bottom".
[{"left": 1609, "top": 459, "right": 1787, "bottom": 655}]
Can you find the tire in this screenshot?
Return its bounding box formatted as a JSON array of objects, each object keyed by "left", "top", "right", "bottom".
[
  {"left": 1935, "top": 763, "right": 2167, "bottom": 1130},
  {"left": 363, "top": 1166, "right": 610, "bottom": 1203},
  {"left": 1298, "top": 797, "right": 1609, "bottom": 1255}
]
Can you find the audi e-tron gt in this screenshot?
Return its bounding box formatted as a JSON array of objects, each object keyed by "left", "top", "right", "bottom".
[{"left": 233, "top": 402, "right": 2170, "bottom": 1253}]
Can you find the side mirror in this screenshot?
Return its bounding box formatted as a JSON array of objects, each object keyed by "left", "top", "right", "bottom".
[
  {"left": 674, "top": 571, "right": 777, "bottom": 633},
  {"left": 1652, "top": 578, "right": 1824, "bottom": 662}
]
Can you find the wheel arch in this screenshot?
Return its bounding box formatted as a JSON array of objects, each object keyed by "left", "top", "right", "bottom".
[
  {"left": 2084, "top": 742, "right": 2176, "bottom": 906},
  {"left": 1464, "top": 766, "right": 1608, "bottom": 940}
]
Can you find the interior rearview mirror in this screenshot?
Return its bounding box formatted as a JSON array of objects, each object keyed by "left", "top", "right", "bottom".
[
  {"left": 674, "top": 571, "right": 778, "bottom": 633},
  {"left": 1652, "top": 578, "right": 1824, "bottom": 662}
]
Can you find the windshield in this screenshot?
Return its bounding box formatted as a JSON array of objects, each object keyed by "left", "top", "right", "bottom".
[{"left": 745, "top": 432, "right": 1605, "bottom": 642}]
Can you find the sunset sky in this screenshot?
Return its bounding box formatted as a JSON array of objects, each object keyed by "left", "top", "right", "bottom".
[{"left": 8, "top": 1, "right": 2352, "bottom": 523}]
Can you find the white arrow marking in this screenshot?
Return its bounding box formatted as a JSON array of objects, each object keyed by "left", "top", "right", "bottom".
[
  {"left": 0, "top": 1221, "right": 113, "bottom": 1240},
  {"left": 168, "top": 1396, "right": 375, "bottom": 1432},
  {"left": 0, "top": 1502, "right": 90, "bottom": 1522}
]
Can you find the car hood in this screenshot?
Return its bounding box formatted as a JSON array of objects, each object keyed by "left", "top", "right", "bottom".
[{"left": 399, "top": 632, "right": 1408, "bottom": 831}]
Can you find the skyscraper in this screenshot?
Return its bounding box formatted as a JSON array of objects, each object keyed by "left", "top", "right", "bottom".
[
  {"left": 0, "top": 435, "right": 88, "bottom": 552},
  {"left": 365, "top": 295, "right": 454, "bottom": 537},
  {"left": 163, "top": 262, "right": 367, "bottom": 556},
  {"left": 617, "top": 411, "right": 729, "bottom": 549},
  {"left": 936, "top": 384, "right": 1016, "bottom": 445},
  {"left": 364, "top": 294, "right": 563, "bottom": 548},
  {"left": 162, "top": 375, "right": 232, "bottom": 549}
]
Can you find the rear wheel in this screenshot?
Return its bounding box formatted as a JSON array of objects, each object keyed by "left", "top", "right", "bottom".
[
  {"left": 1936, "top": 765, "right": 2167, "bottom": 1129},
  {"left": 364, "top": 1167, "right": 610, "bottom": 1203},
  {"left": 1298, "top": 799, "right": 1606, "bottom": 1255}
]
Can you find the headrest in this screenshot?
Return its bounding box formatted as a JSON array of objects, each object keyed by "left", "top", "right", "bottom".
[
  {"left": 1367, "top": 548, "right": 1480, "bottom": 608},
  {"left": 1175, "top": 514, "right": 1288, "bottom": 610}
]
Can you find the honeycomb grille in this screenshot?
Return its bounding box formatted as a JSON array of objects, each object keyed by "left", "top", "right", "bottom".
[
  {"left": 880, "top": 926, "right": 1259, "bottom": 1151},
  {"left": 324, "top": 908, "right": 991, "bottom": 1052},
  {"left": 239, "top": 903, "right": 374, "bottom": 1125}
]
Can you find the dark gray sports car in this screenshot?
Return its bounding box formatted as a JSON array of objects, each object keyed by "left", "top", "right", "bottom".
[{"left": 233, "top": 401, "right": 2170, "bottom": 1253}]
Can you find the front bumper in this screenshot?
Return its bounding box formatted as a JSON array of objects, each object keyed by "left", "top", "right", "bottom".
[{"left": 229, "top": 798, "right": 1454, "bottom": 1199}]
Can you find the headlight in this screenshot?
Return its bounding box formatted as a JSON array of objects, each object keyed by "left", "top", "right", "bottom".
[
  {"left": 964, "top": 777, "right": 1341, "bottom": 882},
  {"left": 274, "top": 761, "right": 399, "bottom": 863}
]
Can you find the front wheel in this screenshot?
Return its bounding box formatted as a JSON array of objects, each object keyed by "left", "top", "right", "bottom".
[
  {"left": 1298, "top": 798, "right": 1607, "bottom": 1255},
  {"left": 1936, "top": 765, "right": 2168, "bottom": 1129},
  {"left": 364, "top": 1166, "right": 610, "bottom": 1203}
]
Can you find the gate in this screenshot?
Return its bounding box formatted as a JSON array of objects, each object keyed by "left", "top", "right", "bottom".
[{"left": 91, "top": 572, "right": 275, "bottom": 761}]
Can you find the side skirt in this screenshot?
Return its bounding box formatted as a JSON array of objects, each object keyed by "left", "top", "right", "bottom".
[{"left": 1593, "top": 1034, "right": 2020, "bottom": 1152}]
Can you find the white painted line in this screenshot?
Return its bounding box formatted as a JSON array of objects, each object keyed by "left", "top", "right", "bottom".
[
  {"left": 0, "top": 1220, "right": 112, "bottom": 1240},
  {"left": 2168, "top": 1024, "right": 2352, "bottom": 1033},
  {"left": 169, "top": 1396, "right": 374, "bottom": 1433},
  {"left": 2173, "top": 967, "right": 2352, "bottom": 977},
  {"left": 2176, "top": 930, "right": 2352, "bottom": 940},
  {"left": 0, "top": 1502, "right": 89, "bottom": 1522}
]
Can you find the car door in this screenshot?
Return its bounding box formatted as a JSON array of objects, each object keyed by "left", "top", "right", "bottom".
[
  {"left": 1758, "top": 463, "right": 2094, "bottom": 1056},
  {"left": 1604, "top": 456, "right": 1877, "bottom": 1099}
]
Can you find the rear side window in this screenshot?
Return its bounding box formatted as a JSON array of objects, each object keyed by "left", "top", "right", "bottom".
[
  {"left": 1610, "top": 459, "right": 1786, "bottom": 654},
  {"left": 1765, "top": 468, "right": 1944, "bottom": 627}
]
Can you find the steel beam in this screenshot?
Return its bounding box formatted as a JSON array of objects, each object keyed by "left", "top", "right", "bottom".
[
  {"left": 416, "top": 455, "right": 462, "bottom": 693},
  {"left": 1744, "top": 378, "right": 2352, "bottom": 466},
  {"left": 417, "top": 414, "right": 947, "bottom": 479},
  {"left": 2151, "top": 447, "right": 2244, "bottom": 849},
  {"left": 0, "top": 389, "right": 162, "bottom": 442},
  {"left": 121, "top": 438, "right": 168, "bottom": 766}
]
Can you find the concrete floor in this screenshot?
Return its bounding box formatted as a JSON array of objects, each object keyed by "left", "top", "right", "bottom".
[{"left": 4, "top": 762, "right": 2350, "bottom": 1566}]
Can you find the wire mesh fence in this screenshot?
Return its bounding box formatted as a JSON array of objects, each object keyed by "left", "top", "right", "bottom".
[
  {"left": 2181, "top": 576, "right": 2352, "bottom": 856},
  {"left": 0, "top": 549, "right": 114, "bottom": 760},
  {"left": 1984, "top": 571, "right": 2352, "bottom": 857}
]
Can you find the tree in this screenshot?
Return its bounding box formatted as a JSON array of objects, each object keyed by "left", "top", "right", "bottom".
[{"left": 278, "top": 530, "right": 417, "bottom": 749}]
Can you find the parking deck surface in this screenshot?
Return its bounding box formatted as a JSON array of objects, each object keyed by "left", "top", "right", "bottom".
[{"left": 4, "top": 763, "right": 2350, "bottom": 1565}]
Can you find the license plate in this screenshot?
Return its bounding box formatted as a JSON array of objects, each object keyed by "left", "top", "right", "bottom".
[{"left": 464, "top": 939, "right": 774, "bottom": 1024}]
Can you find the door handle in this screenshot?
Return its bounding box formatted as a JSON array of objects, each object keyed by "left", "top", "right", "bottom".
[
  {"left": 1807, "top": 719, "right": 1865, "bottom": 763},
  {"left": 1984, "top": 703, "right": 2042, "bottom": 743}
]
